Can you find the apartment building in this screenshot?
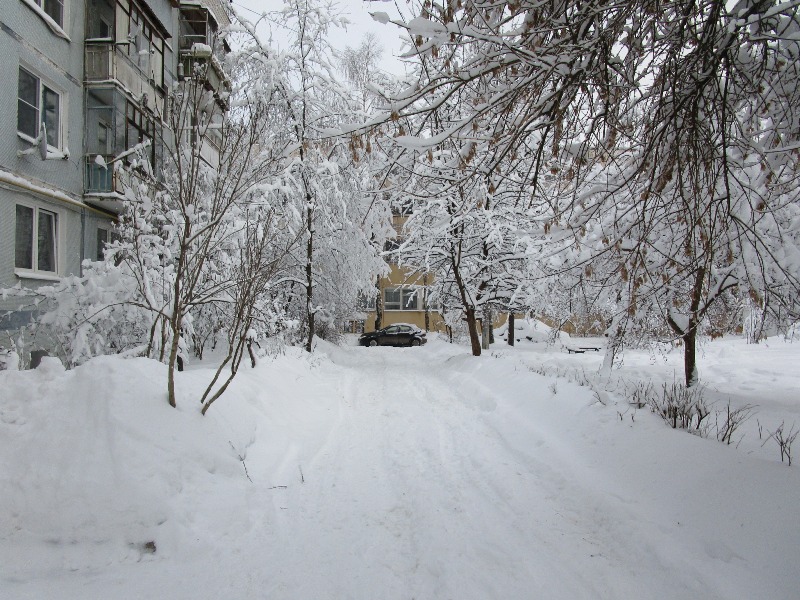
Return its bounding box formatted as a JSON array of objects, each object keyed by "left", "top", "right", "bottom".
[
  {"left": 1, "top": 0, "right": 229, "bottom": 350},
  {"left": 359, "top": 210, "right": 447, "bottom": 334}
]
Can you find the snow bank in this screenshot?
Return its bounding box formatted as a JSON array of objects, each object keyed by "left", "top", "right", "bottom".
[
  {"left": 0, "top": 348, "right": 339, "bottom": 588},
  {"left": 1, "top": 356, "right": 231, "bottom": 575}
]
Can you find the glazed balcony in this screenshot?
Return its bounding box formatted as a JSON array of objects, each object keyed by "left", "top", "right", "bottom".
[{"left": 85, "top": 43, "right": 164, "bottom": 115}]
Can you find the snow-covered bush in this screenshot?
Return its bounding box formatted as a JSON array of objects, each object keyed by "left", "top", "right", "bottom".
[
  {"left": 2, "top": 260, "right": 150, "bottom": 368},
  {"left": 646, "top": 382, "right": 710, "bottom": 432}
]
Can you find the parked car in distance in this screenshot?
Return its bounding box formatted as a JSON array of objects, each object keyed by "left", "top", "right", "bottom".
[{"left": 359, "top": 324, "right": 427, "bottom": 347}]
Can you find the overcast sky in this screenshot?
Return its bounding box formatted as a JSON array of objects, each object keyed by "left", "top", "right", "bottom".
[{"left": 231, "top": 0, "right": 412, "bottom": 76}]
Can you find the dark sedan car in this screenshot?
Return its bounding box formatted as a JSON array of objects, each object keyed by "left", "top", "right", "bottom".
[{"left": 359, "top": 324, "right": 427, "bottom": 347}]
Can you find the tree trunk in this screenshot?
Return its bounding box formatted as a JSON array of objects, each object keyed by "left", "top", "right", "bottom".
[
  {"left": 374, "top": 275, "right": 383, "bottom": 330},
  {"left": 423, "top": 274, "right": 430, "bottom": 332},
  {"left": 305, "top": 201, "right": 314, "bottom": 353},
  {"left": 166, "top": 316, "right": 181, "bottom": 408},
  {"left": 247, "top": 339, "right": 257, "bottom": 369},
  {"left": 482, "top": 308, "right": 491, "bottom": 350},
  {"left": 451, "top": 247, "right": 481, "bottom": 356},
  {"left": 166, "top": 249, "right": 185, "bottom": 407},
  {"left": 507, "top": 312, "right": 515, "bottom": 346},
  {"left": 465, "top": 307, "right": 482, "bottom": 356},
  {"left": 683, "top": 324, "right": 698, "bottom": 388},
  {"left": 667, "top": 267, "right": 706, "bottom": 388}
]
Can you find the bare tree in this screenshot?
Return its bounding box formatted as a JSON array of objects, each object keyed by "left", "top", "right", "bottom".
[{"left": 368, "top": 0, "right": 800, "bottom": 381}]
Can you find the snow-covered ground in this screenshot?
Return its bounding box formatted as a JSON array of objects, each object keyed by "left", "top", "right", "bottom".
[{"left": 1, "top": 331, "right": 798, "bottom": 599}]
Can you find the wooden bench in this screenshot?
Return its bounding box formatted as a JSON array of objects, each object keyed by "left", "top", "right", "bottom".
[
  {"left": 566, "top": 348, "right": 585, "bottom": 354},
  {"left": 579, "top": 346, "right": 601, "bottom": 352}
]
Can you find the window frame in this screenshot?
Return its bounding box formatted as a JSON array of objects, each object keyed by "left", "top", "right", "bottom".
[
  {"left": 39, "top": 0, "right": 64, "bottom": 27},
  {"left": 14, "top": 202, "right": 62, "bottom": 279},
  {"left": 402, "top": 288, "right": 420, "bottom": 310},
  {"left": 17, "top": 66, "right": 65, "bottom": 151},
  {"left": 384, "top": 287, "right": 402, "bottom": 311},
  {"left": 119, "top": 0, "right": 166, "bottom": 88},
  {"left": 20, "top": 0, "right": 69, "bottom": 38},
  {"left": 125, "top": 100, "right": 158, "bottom": 169},
  {"left": 384, "top": 287, "right": 421, "bottom": 311},
  {"left": 96, "top": 226, "right": 109, "bottom": 261},
  {"left": 424, "top": 289, "right": 440, "bottom": 311}
]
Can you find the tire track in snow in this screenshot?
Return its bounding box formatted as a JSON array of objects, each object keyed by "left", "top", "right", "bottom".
[{"left": 260, "top": 344, "right": 725, "bottom": 600}]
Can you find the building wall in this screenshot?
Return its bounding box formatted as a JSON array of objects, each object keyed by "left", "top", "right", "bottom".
[
  {"left": 1, "top": 1, "right": 86, "bottom": 198},
  {"left": 363, "top": 265, "right": 447, "bottom": 333},
  {"left": 0, "top": 2, "right": 119, "bottom": 345},
  {"left": 0, "top": 2, "right": 102, "bottom": 305},
  {"left": 0, "top": 0, "right": 234, "bottom": 357}
]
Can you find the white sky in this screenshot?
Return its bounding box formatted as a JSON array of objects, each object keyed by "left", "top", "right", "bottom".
[{"left": 230, "top": 0, "right": 412, "bottom": 76}]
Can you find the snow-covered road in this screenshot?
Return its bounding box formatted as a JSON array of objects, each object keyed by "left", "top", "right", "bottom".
[
  {"left": 246, "top": 342, "right": 800, "bottom": 600},
  {"left": 2, "top": 339, "right": 798, "bottom": 599}
]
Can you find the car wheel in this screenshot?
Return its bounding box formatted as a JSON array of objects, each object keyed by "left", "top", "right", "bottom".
[
  {"left": 369, "top": 340, "right": 378, "bottom": 347},
  {"left": 411, "top": 339, "right": 421, "bottom": 347}
]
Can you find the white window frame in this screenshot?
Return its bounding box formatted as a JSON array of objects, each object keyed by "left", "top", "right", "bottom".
[
  {"left": 384, "top": 287, "right": 421, "bottom": 311},
  {"left": 384, "top": 287, "right": 401, "bottom": 311},
  {"left": 424, "top": 289, "right": 440, "bottom": 311},
  {"left": 17, "top": 66, "right": 66, "bottom": 152},
  {"left": 37, "top": 0, "right": 64, "bottom": 27},
  {"left": 14, "top": 202, "right": 63, "bottom": 280},
  {"left": 19, "top": 0, "right": 70, "bottom": 39}
]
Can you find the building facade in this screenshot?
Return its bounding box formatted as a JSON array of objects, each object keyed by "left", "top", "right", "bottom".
[
  {"left": 359, "top": 213, "right": 447, "bottom": 334},
  {"left": 1, "top": 0, "right": 229, "bottom": 357}
]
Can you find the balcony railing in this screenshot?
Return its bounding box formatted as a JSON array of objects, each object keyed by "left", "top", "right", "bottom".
[{"left": 85, "top": 155, "right": 118, "bottom": 194}]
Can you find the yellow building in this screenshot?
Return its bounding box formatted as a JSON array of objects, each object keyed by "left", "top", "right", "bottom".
[
  {"left": 360, "top": 214, "right": 447, "bottom": 334},
  {"left": 361, "top": 265, "right": 446, "bottom": 333}
]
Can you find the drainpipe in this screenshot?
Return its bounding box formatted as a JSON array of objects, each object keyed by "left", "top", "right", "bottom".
[{"left": 80, "top": 207, "right": 86, "bottom": 276}]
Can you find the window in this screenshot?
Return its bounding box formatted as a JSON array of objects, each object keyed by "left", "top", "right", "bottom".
[
  {"left": 384, "top": 287, "right": 401, "bottom": 311},
  {"left": 86, "top": 88, "right": 123, "bottom": 192},
  {"left": 384, "top": 287, "right": 420, "bottom": 311},
  {"left": 391, "top": 199, "right": 413, "bottom": 216},
  {"left": 96, "top": 226, "right": 122, "bottom": 264},
  {"left": 126, "top": 101, "right": 157, "bottom": 168},
  {"left": 402, "top": 288, "right": 420, "bottom": 310},
  {"left": 98, "top": 121, "right": 111, "bottom": 153},
  {"left": 179, "top": 7, "right": 215, "bottom": 51},
  {"left": 383, "top": 239, "right": 402, "bottom": 264},
  {"left": 86, "top": 0, "right": 114, "bottom": 39},
  {"left": 424, "top": 289, "right": 440, "bottom": 311},
  {"left": 15, "top": 205, "right": 58, "bottom": 274},
  {"left": 98, "top": 16, "right": 113, "bottom": 39},
  {"left": 357, "top": 292, "right": 376, "bottom": 311},
  {"left": 96, "top": 228, "right": 108, "bottom": 261},
  {"left": 18, "top": 67, "right": 61, "bottom": 148},
  {"left": 39, "top": 0, "right": 64, "bottom": 26},
  {"left": 24, "top": 0, "right": 65, "bottom": 28}
]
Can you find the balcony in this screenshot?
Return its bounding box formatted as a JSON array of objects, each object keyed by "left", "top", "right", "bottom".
[
  {"left": 84, "top": 85, "right": 160, "bottom": 211},
  {"left": 179, "top": 53, "right": 230, "bottom": 109},
  {"left": 179, "top": 4, "right": 230, "bottom": 108},
  {"left": 199, "top": 130, "right": 221, "bottom": 166},
  {"left": 85, "top": 43, "right": 164, "bottom": 117}
]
